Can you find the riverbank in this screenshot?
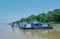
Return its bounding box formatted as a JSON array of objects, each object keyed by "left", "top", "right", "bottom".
[{"left": 50, "top": 22, "right": 60, "bottom": 26}]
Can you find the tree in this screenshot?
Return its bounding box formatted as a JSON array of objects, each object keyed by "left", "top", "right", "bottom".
[
  {"left": 28, "top": 15, "right": 37, "bottom": 21},
  {"left": 16, "top": 8, "right": 60, "bottom": 23},
  {"left": 47, "top": 11, "right": 55, "bottom": 22},
  {"left": 53, "top": 9, "right": 60, "bottom": 22},
  {"left": 37, "top": 13, "right": 48, "bottom": 22},
  {"left": 19, "top": 18, "right": 25, "bottom": 22}
]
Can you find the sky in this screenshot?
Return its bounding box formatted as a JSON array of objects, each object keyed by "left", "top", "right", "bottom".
[{"left": 0, "top": 0, "right": 60, "bottom": 23}]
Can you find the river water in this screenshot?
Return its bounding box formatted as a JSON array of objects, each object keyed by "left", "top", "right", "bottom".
[{"left": 0, "top": 24, "right": 60, "bottom": 39}]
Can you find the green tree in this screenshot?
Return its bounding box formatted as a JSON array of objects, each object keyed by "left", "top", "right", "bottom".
[
  {"left": 53, "top": 9, "right": 60, "bottom": 22},
  {"left": 28, "top": 15, "right": 37, "bottom": 21},
  {"left": 37, "top": 13, "right": 48, "bottom": 22},
  {"left": 16, "top": 8, "right": 60, "bottom": 23},
  {"left": 47, "top": 11, "right": 55, "bottom": 22}
]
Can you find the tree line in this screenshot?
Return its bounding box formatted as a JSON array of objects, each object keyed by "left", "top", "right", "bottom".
[{"left": 16, "top": 9, "right": 60, "bottom": 23}]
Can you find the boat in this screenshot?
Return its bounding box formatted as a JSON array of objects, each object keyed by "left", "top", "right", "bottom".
[{"left": 18, "top": 20, "right": 53, "bottom": 29}]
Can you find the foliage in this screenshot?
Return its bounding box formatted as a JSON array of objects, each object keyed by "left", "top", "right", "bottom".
[{"left": 16, "top": 9, "right": 60, "bottom": 23}]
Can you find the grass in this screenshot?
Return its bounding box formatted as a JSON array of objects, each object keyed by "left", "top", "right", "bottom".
[{"left": 50, "top": 22, "right": 60, "bottom": 26}]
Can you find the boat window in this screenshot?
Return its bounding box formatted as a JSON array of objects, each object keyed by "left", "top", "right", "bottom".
[{"left": 36, "top": 24, "right": 38, "bottom": 26}]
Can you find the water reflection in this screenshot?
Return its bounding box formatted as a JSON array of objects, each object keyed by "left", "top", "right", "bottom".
[
  {"left": 11, "top": 23, "right": 60, "bottom": 39},
  {"left": 11, "top": 23, "right": 18, "bottom": 32}
]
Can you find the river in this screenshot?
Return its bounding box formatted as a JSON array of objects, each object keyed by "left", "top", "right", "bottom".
[{"left": 0, "top": 23, "right": 60, "bottom": 39}]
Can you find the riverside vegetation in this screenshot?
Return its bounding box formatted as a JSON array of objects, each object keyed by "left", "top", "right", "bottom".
[{"left": 16, "top": 9, "right": 60, "bottom": 26}]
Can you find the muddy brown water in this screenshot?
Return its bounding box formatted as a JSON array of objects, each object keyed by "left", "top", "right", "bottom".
[{"left": 0, "top": 24, "right": 60, "bottom": 39}]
